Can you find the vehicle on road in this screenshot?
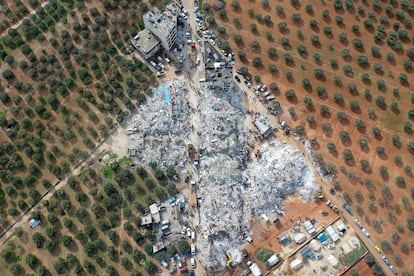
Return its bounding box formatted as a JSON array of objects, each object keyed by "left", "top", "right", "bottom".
[
  {"left": 235, "top": 75, "right": 241, "bottom": 82},
  {"left": 354, "top": 219, "right": 363, "bottom": 229},
  {"left": 382, "top": 255, "right": 390, "bottom": 266},
  {"left": 374, "top": 245, "right": 382, "bottom": 253},
  {"left": 389, "top": 265, "right": 397, "bottom": 275},
  {"left": 361, "top": 228, "right": 370, "bottom": 237}
]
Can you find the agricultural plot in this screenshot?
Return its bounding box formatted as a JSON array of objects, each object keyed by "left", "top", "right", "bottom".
[
  {"left": 0, "top": 0, "right": 160, "bottom": 233},
  {"left": 0, "top": 155, "right": 181, "bottom": 275},
  {"left": 205, "top": 0, "right": 414, "bottom": 272}
]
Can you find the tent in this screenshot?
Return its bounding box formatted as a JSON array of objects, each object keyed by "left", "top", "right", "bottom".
[
  {"left": 267, "top": 255, "right": 280, "bottom": 267},
  {"left": 303, "top": 220, "right": 316, "bottom": 235},
  {"left": 294, "top": 233, "right": 306, "bottom": 244},
  {"left": 290, "top": 259, "right": 303, "bottom": 271},
  {"left": 335, "top": 219, "right": 346, "bottom": 233},
  {"left": 325, "top": 225, "right": 340, "bottom": 242},
  {"left": 310, "top": 239, "right": 321, "bottom": 252},
  {"left": 327, "top": 255, "right": 339, "bottom": 268},
  {"left": 29, "top": 219, "right": 41, "bottom": 228}
]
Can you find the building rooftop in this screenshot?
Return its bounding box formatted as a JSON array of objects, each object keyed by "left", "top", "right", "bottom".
[
  {"left": 131, "top": 29, "right": 160, "bottom": 54},
  {"left": 255, "top": 116, "right": 275, "bottom": 137},
  {"left": 141, "top": 214, "right": 153, "bottom": 226},
  {"left": 143, "top": 7, "right": 177, "bottom": 32}
]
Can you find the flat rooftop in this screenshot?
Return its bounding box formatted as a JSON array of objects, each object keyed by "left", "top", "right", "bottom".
[
  {"left": 143, "top": 7, "right": 177, "bottom": 32},
  {"left": 255, "top": 115, "right": 274, "bottom": 137},
  {"left": 131, "top": 29, "right": 160, "bottom": 54}
]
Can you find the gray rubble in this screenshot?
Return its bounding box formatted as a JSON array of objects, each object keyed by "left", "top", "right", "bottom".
[{"left": 125, "top": 79, "right": 316, "bottom": 271}]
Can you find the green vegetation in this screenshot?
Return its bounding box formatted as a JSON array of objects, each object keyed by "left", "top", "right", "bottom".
[{"left": 255, "top": 247, "right": 273, "bottom": 263}]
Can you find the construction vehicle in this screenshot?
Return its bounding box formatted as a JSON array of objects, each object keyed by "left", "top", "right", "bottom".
[{"left": 188, "top": 144, "right": 194, "bottom": 159}]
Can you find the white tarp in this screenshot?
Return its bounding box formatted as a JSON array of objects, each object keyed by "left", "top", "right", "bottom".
[
  {"left": 267, "top": 254, "right": 279, "bottom": 267},
  {"left": 328, "top": 255, "right": 339, "bottom": 268},
  {"left": 294, "top": 233, "right": 306, "bottom": 244},
  {"left": 326, "top": 225, "right": 340, "bottom": 242},
  {"left": 290, "top": 259, "right": 303, "bottom": 271},
  {"left": 310, "top": 239, "right": 321, "bottom": 252}
]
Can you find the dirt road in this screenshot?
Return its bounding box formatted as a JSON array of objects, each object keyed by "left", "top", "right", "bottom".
[
  {"left": 0, "top": 125, "right": 128, "bottom": 247},
  {"left": 0, "top": 1, "right": 49, "bottom": 39}
]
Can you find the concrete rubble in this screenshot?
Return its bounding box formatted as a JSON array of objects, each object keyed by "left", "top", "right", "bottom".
[
  {"left": 125, "top": 79, "right": 316, "bottom": 271},
  {"left": 126, "top": 80, "right": 190, "bottom": 168}
]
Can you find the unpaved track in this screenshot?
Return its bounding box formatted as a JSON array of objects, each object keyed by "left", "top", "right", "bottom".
[
  {"left": 0, "top": 1, "right": 49, "bottom": 39},
  {"left": 0, "top": 125, "right": 127, "bottom": 246}
]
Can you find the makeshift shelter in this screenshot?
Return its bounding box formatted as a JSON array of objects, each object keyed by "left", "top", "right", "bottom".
[
  {"left": 299, "top": 246, "right": 314, "bottom": 259},
  {"left": 335, "top": 219, "right": 346, "bottom": 233},
  {"left": 267, "top": 255, "right": 280, "bottom": 267},
  {"left": 340, "top": 243, "right": 352, "bottom": 254},
  {"left": 249, "top": 263, "right": 262, "bottom": 276},
  {"left": 325, "top": 225, "right": 340, "bottom": 242},
  {"left": 317, "top": 233, "right": 328, "bottom": 245},
  {"left": 29, "top": 219, "right": 41, "bottom": 228},
  {"left": 294, "top": 233, "right": 306, "bottom": 244},
  {"left": 303, "top": 220, "right": 316, "bottom": 235},
  {"left": 327, "top": 255, "right": 339, "bottom": 268},
  {"left": 277, "top": 232, "right": 291, "bottom": 246},
  {"left": 310, "top": 239, "right": 321, "bottom": 252},
  {"left": 290, "top": 259, "right": 303, "bottom": 271}
]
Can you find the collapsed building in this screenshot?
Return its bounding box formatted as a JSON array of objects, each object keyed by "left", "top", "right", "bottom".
[{"left": 125, "top": 79, "right": 316, "bottom": 272}]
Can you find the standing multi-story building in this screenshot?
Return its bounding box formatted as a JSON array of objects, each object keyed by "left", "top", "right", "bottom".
[{"left": 143, "top": 7, "right": 177, "bottom": 51}]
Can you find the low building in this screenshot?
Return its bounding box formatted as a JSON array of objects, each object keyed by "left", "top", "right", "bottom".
[
  {"left": 153, "top": 241, "right": 165, "bottom": 254},
  {"left": 149, "top": 203, "right": 161, "bottom": 223},
  {"left": 255, "top": 116, "right": 275, "bottom": 138},
  {"left": 141, "top": 214, "right": 153, "bottom": 226},
  {"left": 131, "top": 29, "right": 161, "bottom": 59},
  {"left": 290, "top": 259, "right": 303, "bottom": 271}
]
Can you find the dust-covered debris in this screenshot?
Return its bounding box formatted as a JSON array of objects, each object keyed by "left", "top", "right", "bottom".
[{"left": 124, "top": 79, "right": 316, "bottom": 271}]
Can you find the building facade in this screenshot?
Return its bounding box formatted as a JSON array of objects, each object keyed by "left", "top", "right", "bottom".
[{"left": 143, "top": 7, "right": 177, "bottom": 51}]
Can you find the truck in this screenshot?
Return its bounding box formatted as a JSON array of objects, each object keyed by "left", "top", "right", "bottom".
[
  {"left": 191, "top": 244, "right": 196, "bottom": 255},
  {"left": 343, "top": 203, "right": 353, "bottom": 215},
  {"left": 161, "top": 224, "right": 169, "bottom": 231}
]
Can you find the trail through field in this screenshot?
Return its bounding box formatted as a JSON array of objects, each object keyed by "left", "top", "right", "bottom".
[
  {"left": 0, "top": 1, "right": 49, "bottom": 39},
  {"left": 0, "top": 125, "right": 128, "bottom": 246}
]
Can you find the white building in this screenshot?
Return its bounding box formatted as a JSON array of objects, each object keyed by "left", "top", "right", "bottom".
[
  {"left": 255, "top": 116, "right": 275, "bottom": 138},
  {"left": 143, "top": 7, "right": 177, "bottom": 51}
]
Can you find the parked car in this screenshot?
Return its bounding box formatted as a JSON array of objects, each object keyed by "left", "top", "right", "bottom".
[
  {"left": 235, "top": 75, "right": 241, "bottom": 82},
  {"left": 361, "top": 228, "right": 370, "bottom": 237},
  {"left": 374, "top": 245, "right": 382, "bottom": 253},
  {"left": 354, "top": 219, "right": 363, "bottom": 229},
  {"left": 382, "top": 255, "right": 390, "bottom": 266},
  {"left": 389, "top": 265, "right": 397, "bottom": 275}
]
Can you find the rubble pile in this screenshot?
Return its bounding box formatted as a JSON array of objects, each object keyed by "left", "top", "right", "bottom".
[
  {"left": 127, "top": 80, "right": 190, "bottom": 168},
  {"left": 125, "top": 79, "right": 316, "bottom": 270},
  {"left": 243, "top": 141, "right": 316, "bottom": 216}
]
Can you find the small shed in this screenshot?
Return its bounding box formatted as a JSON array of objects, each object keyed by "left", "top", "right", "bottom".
[
  {"left": 290, "top": 259, "right": 303, "bottom": 271},
  {"left": 327, "top": 255, "right": 340, "bottom": 268},
  {"left": 294, "top": 233, "right": 306, "bottom": 244}
]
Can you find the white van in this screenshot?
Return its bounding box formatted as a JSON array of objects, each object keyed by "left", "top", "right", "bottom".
[
  {"left": 191, "top": 231, "right": 195, "bottom": 241},
  {"left": 191, "top": 257, "right": 196, "bottom": 268},
  {"left": 161, "top": 224, "right": 169, "bottom": 231},
  {"left": 199, "top": 78, "right": 206, "bottom": 82},
  {"left": 263, "top": 91, "right": 271, "bottom": 97},
  {"left": 191, "top": 244, "right": 196, "bottom": 255}
]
